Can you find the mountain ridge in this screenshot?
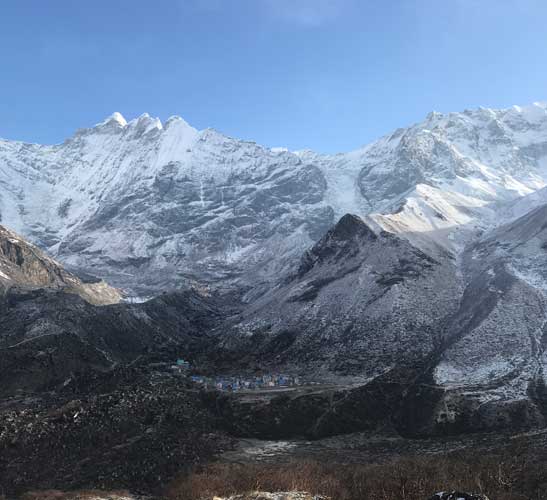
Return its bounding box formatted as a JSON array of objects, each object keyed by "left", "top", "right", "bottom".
[
  {"left": 2, "top": 102, "right": 547, "bottom": 293},
  {"left": 4, "top": 99, "right": 547, "bottom": 466}
]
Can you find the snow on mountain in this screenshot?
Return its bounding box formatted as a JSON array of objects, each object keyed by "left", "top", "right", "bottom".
[
  {"left": 2, "top": 103, "right": 547, "bottom": 294},
  {"left": 3, "top": 103, "right": 547, "bottom": 434},
  {"left": 219, "top": 214, "right": 462, "bottom": 382}
]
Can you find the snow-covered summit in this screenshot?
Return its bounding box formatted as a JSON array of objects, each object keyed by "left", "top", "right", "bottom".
[
  {"left": 98, "top": 111, "right": 128, "bottom": 128},
  {"left": 2, "top": 102, "right": 547, "bottom": 292},
  {"left": 93, "top": 112, "right": 198, "bottom": 138}
]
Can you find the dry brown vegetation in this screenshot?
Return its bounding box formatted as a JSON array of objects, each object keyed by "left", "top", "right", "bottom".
[
  {"left": 19, "top": 490, "right": 134, "bottom": 500},
  {"left": 166, "top": 451, "right": 547, "bottom": 500}
]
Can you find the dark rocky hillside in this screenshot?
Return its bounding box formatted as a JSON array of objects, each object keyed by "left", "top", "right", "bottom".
[
  {"left": 0, "top": 233, "right": 232, "bottom": 495},
  {"left": 0, "top": 287, "right": 227, "bottom": 398},
  {"left": 216, "top": 214, "right": 459, "bottom": 379},
  {"left": 0, "top": 362, "right": 231, "bottom": 497}
]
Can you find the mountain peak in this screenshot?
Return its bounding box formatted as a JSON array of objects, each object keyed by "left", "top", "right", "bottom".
[
  {"left": 296, "top": 214, "right": 378, "bottom": 278},
  {"left": 164, "top": 115, "right": 198, "bottom": 135},
  {"left": 95, "top": 112, "right": 202, "bottom": 138},
  {"left": 99, "top": 112, "right": 127, "bottom": 128},
  {"left": 330, "top": 213, "right": 377, "bottom": 241}
]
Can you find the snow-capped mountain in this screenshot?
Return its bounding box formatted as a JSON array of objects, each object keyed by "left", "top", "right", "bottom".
[
  {"left": 0, "top": 113, "right": 332, "bottom": 293},
  {"left": 3, "top": 102, "right": 547, "bottom": 293},
  {"left": 215, "top": 205, "right": 547, "bottom": 434},
  {"left": 3, "top": 101, "right": 547, "bottom": 436}
]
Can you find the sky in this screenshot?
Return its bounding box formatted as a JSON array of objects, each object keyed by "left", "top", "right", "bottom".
[{"left": 1, "top": 0, "right": 547, "bottom": 153}]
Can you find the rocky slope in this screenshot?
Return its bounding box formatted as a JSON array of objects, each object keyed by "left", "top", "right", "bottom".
[
  {"left": 3, "top": 103, "right": 547, "bottom": 293},
  {"left": 429, "top": 201, "right": 547, "bottom": 433},
  {"left": 0, "top": 224, "right": 120, "bottom": 305},
  {"left": 0, "top": 225, "right": 233, "bottom": 399},
  {"left": 0, "top": 362, "right": 231, "bottom": 497},
  {"left": 0, "top": 231, "right": 235, "bottom": 496},
  {"left": 206, "top": 203, "right": 547, "bottom": 436},
  {"left": 217, "top": 214, "right": 460, "bottom": 380},
  {"left": 0, "top": 287, "right": 227, "bottom": 398}
]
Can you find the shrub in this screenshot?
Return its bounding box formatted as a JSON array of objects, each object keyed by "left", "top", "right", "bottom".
[{"left": 166, "top": 449, "right": 547, "bottom": 500}]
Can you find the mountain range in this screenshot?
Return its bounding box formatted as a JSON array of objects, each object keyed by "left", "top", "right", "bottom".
[
  {"left": 2, "top": 101, "right": 547, "bottom": 440},
  {"left": 3, "top": 102, "right": 547, "bottom": 295}
]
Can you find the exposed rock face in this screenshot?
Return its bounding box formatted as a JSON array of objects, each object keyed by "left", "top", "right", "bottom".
[
  {"left": 296, "top": 213, "right": 378, "bottom": 277},
  {"left": 0, "top": 224, "right": 120, "bottom": 305}
]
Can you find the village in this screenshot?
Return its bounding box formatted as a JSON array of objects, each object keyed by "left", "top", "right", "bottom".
[{"left": 171, "top": 358, "right": 301, "bottom": 392}]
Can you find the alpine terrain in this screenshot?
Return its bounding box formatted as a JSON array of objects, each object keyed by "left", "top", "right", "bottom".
[{"left": 3, "top": 102, "right": 547, "bottom": 496}]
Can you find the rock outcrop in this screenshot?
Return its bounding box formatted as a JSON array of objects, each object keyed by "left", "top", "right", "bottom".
[{"left": 0, "top": 224, "right": 120, "bottom": 305}]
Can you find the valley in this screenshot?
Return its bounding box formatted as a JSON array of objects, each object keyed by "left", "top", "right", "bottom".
[{"left": 2, "top": 102, "right": 547, "bottom": 498}]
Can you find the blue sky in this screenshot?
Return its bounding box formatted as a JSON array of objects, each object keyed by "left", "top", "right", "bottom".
[{"left": 1, "top": 0, "right": 546, "bottom": 153}]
